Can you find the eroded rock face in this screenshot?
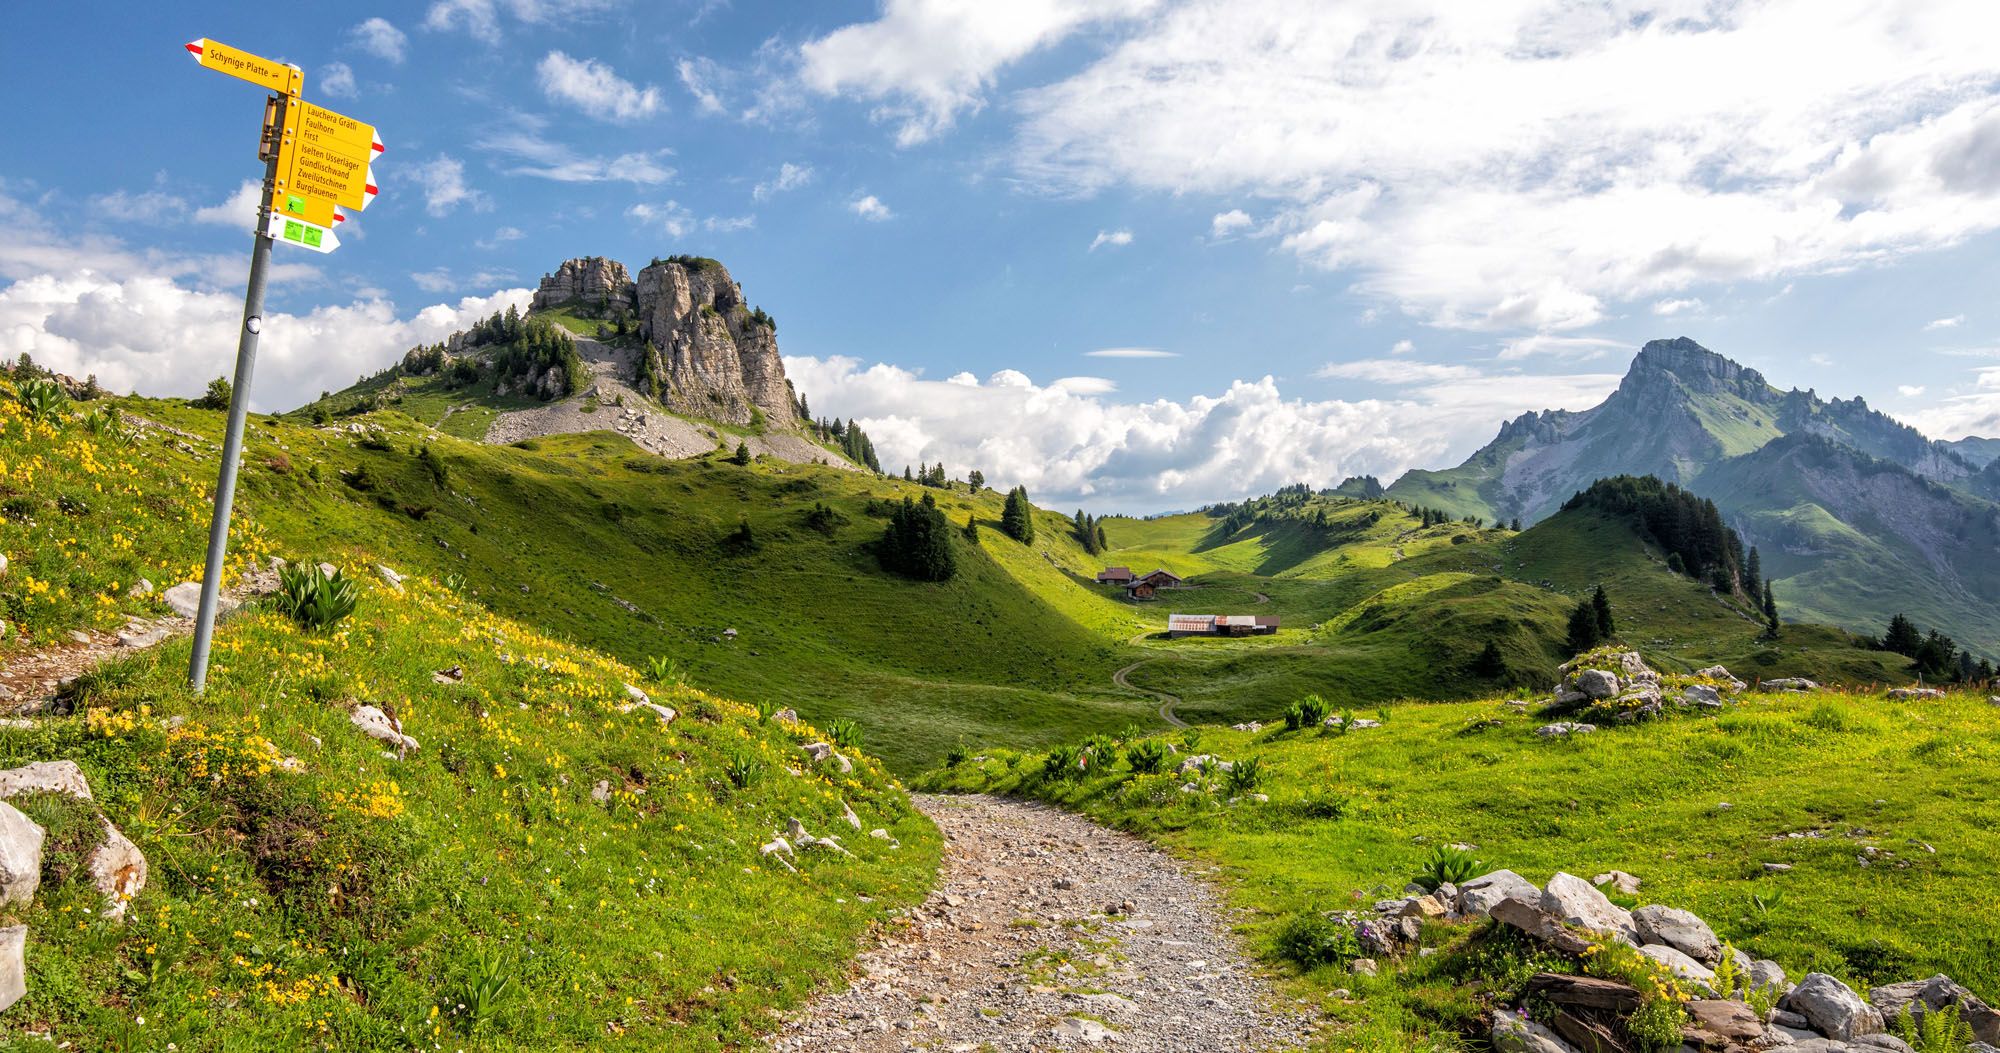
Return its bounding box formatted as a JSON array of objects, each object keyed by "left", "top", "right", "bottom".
[
  {"left": 530, "top": 257, "right": 636, "bottom": 316},
  {"left": 635, "top": 258, "right": 794, "bottom": 427}
]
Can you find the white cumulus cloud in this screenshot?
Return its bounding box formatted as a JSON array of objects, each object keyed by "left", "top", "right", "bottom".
[
  {"left": 351, "top": 18, "right": 409, "bottom": 63},
  {"left": 850, "top": 194, "right": 893, "bottom": 221},
  {"left": 406, "top": 156, "right": 492, "bottom": 217},
  {"left": 1209, "top": 209, "right": 1253, "bottom": 238},
  {"left": 991, "top": 0, "right": 2000, "bottom": 331},
  {"left": 1925, "top": 314, "right": 1966, "bottom": 330},
  {"left": 1085, "top": 347, "right": 1176, "bottom": 359},
  {"left": 787, "top": 354, "right": 1619, "bottom": 512}
]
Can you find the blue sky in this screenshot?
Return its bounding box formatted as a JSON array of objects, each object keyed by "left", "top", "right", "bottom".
[{"left": 4, "top": 1, "right": 2000, "bottom": 511}]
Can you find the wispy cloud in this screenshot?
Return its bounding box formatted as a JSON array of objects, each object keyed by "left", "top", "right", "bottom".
[
  {"left": 1317, "top": 359, "right": 1483, "bottom": 384},
  {"left": 1925, "top": 314, "right": 1966, "bottom": 330},
  {"left": 322, "top": 62, "right": 358, "bottom": 99},
  {"left": 1088, "top": 228, "right": 1132, "bottom": 251},
  {"left": 1497, "top": 334, "right": 1627, "bottom": 361},
  {"left": 797, "top": 0, "right": 1160, "bottom": 146},
  {"left": 537, "top": 51, "right": 663, "bottom": 122},
  {"left": 1652, "top": 297, "right": 1704, "bottom": 316},
  {"left": 1084, "top": 347, "right": 1176, "bottom": 359},
  {"left": 752, "top": 162, "right": 813, "bottom": 201},
  {"left": 476, "top": 115, "right": 674, "bottom": 184},
  {"left": 406, "top": 156, "right": 492, "bottom": 217}
]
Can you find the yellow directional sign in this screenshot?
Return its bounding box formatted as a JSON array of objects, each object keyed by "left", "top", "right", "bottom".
[
  {"left": 184, "top": 38, "right": 301, "bottom": 97},
  {"left": 269, "top": 187, "right": 340, "bottom": 227},
  {"left": 296, "top": 101, "right": 385, "bottom": 158},
  {"left": 276, "top": 134, "right": 376, "bottom": 211}
]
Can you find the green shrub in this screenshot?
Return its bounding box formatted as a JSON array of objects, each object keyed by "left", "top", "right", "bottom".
[
  {"left": 17, "top": 377, "right": 68, "bottom": 422},
  {"left": 1125, "top": 738, "right": 1168, "bottom": 773},
  {"left": 1415, "top": 844, "right": 1484, "bottom": 891},
  {"left": 825, "top": 718, "right": 863, "bottom": 750},
  {"left": 646, "top": 655, "right": 684, "bottom": 685},
  {"left": 1271, "top": 910, "right": 1359, "bottom": 970},
  {"left": 1225, "top": 756, "right": 1264, "bottom": 795},
  {"left": 1043, "top": 744, "right": 1082, "bottom": 780},
  {"left": 459, "top": 946, "right": 517, "bottom": 1034},
  {"left": 944, "top": 740, "right": 970, "bottom": 767},
  {"left": 1295, "top": 694, "right": 1328, "bottom": 728},
  {"left": 272, "top": 563, "right": 359, "bottom": 631},
  {"left": 194, "top": 376, "right": 233, "bottom": 411},
  {"left": 725, "top": 750, "right": 762, "bottom": 790}
]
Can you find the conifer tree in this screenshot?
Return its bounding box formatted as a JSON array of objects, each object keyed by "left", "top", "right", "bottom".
[
  {"left": 962, "top": 515, "right": 979, "bottom": 543},
  {"left": 1591, "top": 585, "right": 1614, "bottom": 639},
  {"left": 1745, "top": 546, "right": 1762, "bottom": 597},
  {"left": 878, "top": 494, "right": 956, "bottom": 581},
  {"left": 967, "top": 469, "right": 985, "bottom": 492},
  {"left": 731, "top": 442, "right": 751, "bottom": 466},
  {"left": 1762, "top": 581, "right": 1780, "bottom": 639},
  {"left": 1566, "top": 601, "right": 1600, "bottom": 655},
  {"left": 1880, "top": 613, "right": 1921, "bottom": 656},
  {"left": 1000, "top": 486, "right": 1036, "bottom": 543},
  {"left": 1473, "top": 640, "right": 1506, "bottom": 679}
]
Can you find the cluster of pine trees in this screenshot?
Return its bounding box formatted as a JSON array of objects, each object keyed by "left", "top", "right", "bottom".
[
  {"left": 1001, "top": 486, "right": 1036, "bottom": 543},
  {"left": 807, "top": 418, "right": 883, "bottom": 473},
  {"left": 876, "top": 493, "right": 956, "bottom": 581},
  {"left": 1073, "top": 510, "right": 1108, "bottom": 554},
  {"left": 398, "top": 306, "right": 586, "bottom": 401},
  {"left": 1564, "top": 476, "right": 1747, "bottom": 592},
  {"left": 1876, "top": 614, "right": 1993, "bottom": 682},
  {"left": 904, "top": 463, "right": 953, "bottom": 487}
]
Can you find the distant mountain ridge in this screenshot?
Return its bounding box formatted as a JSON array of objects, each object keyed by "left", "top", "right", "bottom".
[{"left": 1385, "top": 337, "right": 2000, "bottom": 652}]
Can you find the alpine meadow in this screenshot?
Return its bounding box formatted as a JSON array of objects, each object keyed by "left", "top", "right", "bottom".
[{"left": 2, "top": 4, "right": 2000, "bottom": 1053}]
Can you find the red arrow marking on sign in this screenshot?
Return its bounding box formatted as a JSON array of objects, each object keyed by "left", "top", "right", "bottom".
[{"left": 185, "top": 40, "right": 204, "bottom": 59}]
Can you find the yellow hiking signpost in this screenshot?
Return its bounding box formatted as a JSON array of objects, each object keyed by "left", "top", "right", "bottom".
[{"left": 182, "top": 37, "right": 385, "bottom": 691}]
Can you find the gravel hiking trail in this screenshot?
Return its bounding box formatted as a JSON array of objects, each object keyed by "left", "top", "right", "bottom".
[{"left": 769, "top": 794, "right": 1314, "bottom": 1052}]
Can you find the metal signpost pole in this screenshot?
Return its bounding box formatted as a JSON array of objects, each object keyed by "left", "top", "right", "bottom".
[{"left": 189, "top": 100, "right": 283, "bottom": 694}]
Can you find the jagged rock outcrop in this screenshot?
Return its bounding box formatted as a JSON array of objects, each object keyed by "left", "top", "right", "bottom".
[
  {"left": 632, "top": 257, "right": 794, "bottom": 427},
  {"left": 529, "top": 257, "right": 637, "bottom": 317}
]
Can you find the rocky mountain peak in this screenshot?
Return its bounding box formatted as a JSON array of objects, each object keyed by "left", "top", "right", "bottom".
[
  {"left": 530, "top": 257, "right": 637, "bottom": 316},
  {"left": 1622, "top": 337, "right": 1770, "bottom": 398},
  {"left": 632, "top": 256, "right": 793, "bottom": 427}
]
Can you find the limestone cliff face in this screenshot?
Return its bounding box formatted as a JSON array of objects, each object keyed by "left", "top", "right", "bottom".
[
  {"left": 634, "top": 258, "right": 793, "bottom": 426},
  {"left": 529, "top": 257, "right": 638, "bottom": 317}
]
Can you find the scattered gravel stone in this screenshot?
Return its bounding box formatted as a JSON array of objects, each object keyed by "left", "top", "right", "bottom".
[{"left": 771, "top": 794, "right": 1312, "bottom": 1052}]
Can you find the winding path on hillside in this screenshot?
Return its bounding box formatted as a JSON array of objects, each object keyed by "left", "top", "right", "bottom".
[
  {"left": 769, "top": 795, "right": 1313, "bottom": 1052},
  {"left": 1114, "top": 658, "right": 1189, "bottom": 728}
]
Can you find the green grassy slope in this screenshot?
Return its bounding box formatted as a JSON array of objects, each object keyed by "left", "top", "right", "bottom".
[
  {"left": 922, "top": 686, "right": 2000, "bottom": 1048},
  {"left": 1091, "top": 496, "right": 1906, "bottom": 727},
  {"left": 119, "top": 402, "right": 1155, "bottom": 774},
  {"left": 0, "top": 378, "right": 936, "bottom": 1050}
]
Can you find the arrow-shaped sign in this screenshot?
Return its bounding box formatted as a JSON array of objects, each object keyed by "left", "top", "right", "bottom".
[
  {"left": 263, "top": 211, "right": 340, "bottom": 254},
  {"left": 185, "top": 38, "right": 301, "bottom": 96}
]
